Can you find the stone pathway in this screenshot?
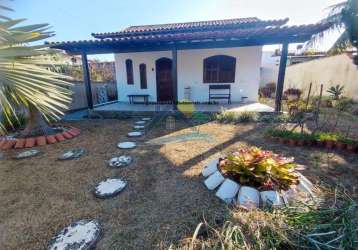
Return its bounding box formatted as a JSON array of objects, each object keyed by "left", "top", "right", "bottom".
[{"left": 46, "top": 117, "right": 154, "bottom": 248}]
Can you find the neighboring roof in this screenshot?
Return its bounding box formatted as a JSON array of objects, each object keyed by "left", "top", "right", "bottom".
[
  {"left": 49, "top": 17, "right": 331, "bottom": 55},
  {"left": 92, "top": 17, "right": 289, "bottom": 38}
]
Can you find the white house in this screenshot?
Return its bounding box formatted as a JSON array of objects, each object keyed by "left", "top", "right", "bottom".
[{"left": 51, "top": 17, "right": 329, "bottom": 111}]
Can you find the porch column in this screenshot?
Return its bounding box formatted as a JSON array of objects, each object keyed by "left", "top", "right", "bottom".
[
  {"left": 81, "top": 52, "right": 93, "bottom": 109},
  {"left": 275, "top": 42, "right": 289, "bottom": 112},
  {"left": 171, "top": 47, "right": 178, "bottom": 105}
]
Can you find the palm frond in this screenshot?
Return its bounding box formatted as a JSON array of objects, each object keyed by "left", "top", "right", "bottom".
[{"left": 0, "top": 9, "right": 72, "bottom": 135}]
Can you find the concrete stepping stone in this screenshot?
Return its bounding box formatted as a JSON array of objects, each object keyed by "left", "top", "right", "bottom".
[
  {"left": 48, "top": 219, "right": 101, "bottom": 250},
  {"left": 133, "top": 125, "right": 145, "bottom": 130},
  {"left": 237, "top": 186, "right": 260, "bottom": 209},
  {"left": 117, "top": 141, "right": 136, "bottom": 149},
  {"left": 128, "top": 131, "right": 143, "bottom": 137},
  {"left": 202, "top": 159, "right": 219, "bottom": 177},
  {"left": 215, "top": 179, "right": 240, "bottom": 203},
  {"left": 14, "top": 149, "right": 40, "bottom": 159},
  {"left": 141, "top": 117, "right": 151, "bottom": 121},
  {"left": 58, "top": 148, "right": 85, "bottom": 160},
  {"left": 260, "top": 190, "right": 282, "bottom": 206},
  {"left": 94, "top": 178, "right": 127, "bottom": 198},
  {"left": 135, "top": 121, "right": 146, "bottom": 125},
  {"left": 204, "top": 171, "right": 225, "bottom": 190},
  {"left": 108, "top": 155, "right": 132, "bottom": 168}
]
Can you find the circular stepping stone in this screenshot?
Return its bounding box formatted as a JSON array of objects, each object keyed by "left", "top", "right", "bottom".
[
  {"left": 14, "top": 149, "right": 40, "bottom": 159},
  {"left": 58, "top": 148, "right": 85, "bottom": 160},
  {"left": 133, "top": 125, "right": 145, "bottom": 130},
  {"left": 94, "top": 178, "right": 127, "bottom": 198},
  {"left": 141, "top": 117, "right": 151, "bottom": 121},
  {"left": 108, "top": 155, "right": 132, "bottom": 168},
  {"left": 117, "top": 141, "right": 136, "bottom": 149},
  {"left": 127, "top": 131, "right": 143, "bottom": 137},
  {"left": 48, "top": 219, "right": 101, "bottom": 250},
  {"left": 135, "top": 121, "right": 146, "bottom": 125}
]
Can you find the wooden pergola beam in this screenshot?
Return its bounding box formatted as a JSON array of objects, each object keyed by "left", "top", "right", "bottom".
[{"left": 275, "top": 42, "right": 289, "bottom": 112}]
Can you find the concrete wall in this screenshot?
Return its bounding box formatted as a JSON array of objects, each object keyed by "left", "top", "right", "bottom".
[
  {"left": 284, "top": 53, "right": 358, "bottom": 100},
  {"left": 260, "top": 51, "right": 280, "bottom": 86},
  {"left": 68, "top": 81, "right": 117, "bottom": 111},
  {"left": 114, "top": 46, "right": 262, "bottom": 103}
]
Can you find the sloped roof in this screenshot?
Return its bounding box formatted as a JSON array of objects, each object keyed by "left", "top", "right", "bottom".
[
  {"left": 92, "top": 17, "right": 289, "bottom": 38},
  {"left": 49, "top": 17, "right": 330, "bottom": 55}
]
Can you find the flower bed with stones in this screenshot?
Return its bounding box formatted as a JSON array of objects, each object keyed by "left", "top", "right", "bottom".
[
  {"left": 0, "top": 126, "right": 80, "bottom": 150},
  {"left": 202, "top": 147, "right": 314, "bottom": 209}
]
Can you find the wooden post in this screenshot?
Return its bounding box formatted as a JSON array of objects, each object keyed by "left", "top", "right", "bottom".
[
  {"left": 81, "top": 52, "right": 93, "bottom": 109},
  {"left": 172, "top": 47, "right": 178, "bottom": 109},
  {"left": 275, "top": 42, "right": 289, "bottom": 112},
  {"left": 305, "top": 82, "right": 312, "bottom": 110}
]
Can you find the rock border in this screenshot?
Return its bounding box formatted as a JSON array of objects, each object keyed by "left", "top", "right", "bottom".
[
  {"left": 0, "top": 127, "right": 81, "bottom": 150},
  {"left": 202, "top": 158, "right": 315, "bottom": 209}
]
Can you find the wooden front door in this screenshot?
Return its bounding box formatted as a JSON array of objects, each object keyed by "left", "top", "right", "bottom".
[{"left": 156, "top": 58, "right": 173, "bottom": 102}]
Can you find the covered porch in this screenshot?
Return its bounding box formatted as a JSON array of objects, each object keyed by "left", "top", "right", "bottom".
[{"left": 50, "top": 19, "right": 329, "bottom": 113}]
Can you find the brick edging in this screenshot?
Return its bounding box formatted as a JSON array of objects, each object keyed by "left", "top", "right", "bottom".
[{"left": 0, "top": 127, "right": 81, "bottom": 150}]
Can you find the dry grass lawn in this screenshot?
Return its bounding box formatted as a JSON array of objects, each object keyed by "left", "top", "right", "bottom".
[{"left": 0, "top": 118, "right": 357, "bottom": 250}]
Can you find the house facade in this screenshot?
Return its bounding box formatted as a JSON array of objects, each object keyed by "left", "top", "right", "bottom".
[
  {"left": 115, "top": 46, "right": 262, "bottom": 103},
  {"left": 51, "top": 17, "right": 329, "bottom": 110}
]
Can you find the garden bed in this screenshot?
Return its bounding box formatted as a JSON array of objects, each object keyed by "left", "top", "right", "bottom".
[{"left": 0, "top": 119, "right": 357, "bottom": 249}]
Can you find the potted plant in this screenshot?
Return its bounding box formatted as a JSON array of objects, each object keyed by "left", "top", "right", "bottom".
[
  {"left": 316, "top": 132, "right": 340, "bottom": 149},
  {"left": 284, "top": 88, "right": 302, "bottom": 101}
]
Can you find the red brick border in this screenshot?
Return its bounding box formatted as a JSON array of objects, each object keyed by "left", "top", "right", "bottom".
[{"left": 0, "top": 127, "right": 81, "bottom": 150}]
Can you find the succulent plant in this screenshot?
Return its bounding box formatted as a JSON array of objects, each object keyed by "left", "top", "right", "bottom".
[{"left": 220, "top": 146, "right": 299, "bottom": 191}]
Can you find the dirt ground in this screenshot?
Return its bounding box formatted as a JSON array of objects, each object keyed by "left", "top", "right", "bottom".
[{"left": 0, "top": 118, "right": 357, "bottom": 250}]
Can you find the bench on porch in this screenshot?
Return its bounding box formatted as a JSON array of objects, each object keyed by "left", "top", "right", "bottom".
[
  {"left": 128, "top": 94, "right": 150, "bottom": 104},
  {"left": 209, "top": 84, "right": 231, "bottom": 104}
]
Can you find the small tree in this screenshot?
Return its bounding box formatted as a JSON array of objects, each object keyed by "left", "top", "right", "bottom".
[
  {"left": 0, "top": 7, "right": 72, "bottom": 136},
  {"left": 327, "top": 85, "right": 344, "bottom": 100}
]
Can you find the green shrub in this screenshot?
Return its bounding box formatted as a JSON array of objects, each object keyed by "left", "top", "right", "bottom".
[
  {"left": 316, "top": 132, "right": 342, "bottom": 142},
  {"left": 334, "top": 97, "right": 356, "bottom": 111},
  {"left": 237, "top": 111, "right": 257, "bottom": 123}
]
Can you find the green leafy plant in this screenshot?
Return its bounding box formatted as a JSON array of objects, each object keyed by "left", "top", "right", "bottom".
[
  {"left": 334, "top": 97, "right": 356, "bottom": 111},
  {"left": 316, "top": 132, "right": 342, "bottom": 142},
  {"left": 327, "top": 85, "right": 344, "bottom": 100},
  {"left": 220, "top": 146, "right": 299, "bottom": 190},
  {"left": 237, "top": 111, "right": 256, "bottom": 123}
]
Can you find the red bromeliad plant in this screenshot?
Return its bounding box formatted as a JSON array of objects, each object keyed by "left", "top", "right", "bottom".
[{"left": 219, "top": 146, "right": 299, "bottom": 191}]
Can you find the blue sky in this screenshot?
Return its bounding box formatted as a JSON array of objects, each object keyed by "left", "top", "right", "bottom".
[{"left": 7, "top": 0, "right": 343, "bottom": 60}]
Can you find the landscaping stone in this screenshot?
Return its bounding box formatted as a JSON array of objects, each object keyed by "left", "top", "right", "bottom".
[
  {"left": 108, "top": 155, "right": 132, "bottom": 168},
  {"left": 117, "top": 141, "right": 136, "bottom": 149},
  {"left": 135, "top": 121, "right": 146, "bottom": 125},
  {"left": 202, "top": 159, "right": 219, "bottom": 177},
  {"left": 133, "top": 125, "right": 145, "bottom": 129},
  {"left": 94, "top": 178, "right": 127, "bottom": 198},
  {"left": 48, "top": 219, "right": 101, "bottom": 250},
  {"left": 127, "top": 131, "right": 143, "bottom": 137},
  {"left": 297, "top": 172, "right": 313, "bottom": 189},
  {"left": 204, "top": 171, "right": 225, "bottom": 190},
  {"left": 260, "top": 190, "right": 282, "bottom": 206},
  {"left": 55, "top": 133, "right": 65, "bottom": 142},
  {"left": 58, "top": 148, "right": 85, "bottom": 160},
  {"left": 3, "top": 140, "right": 17, "bottom": 150},
  {"left": 62, "top": 131, "right": 73, "bottom": 139},
  {"left": 141, "top": 117, "right": 151, "bottom": 121},
  {"left": 215, "top": 179, "right": 240, "bottom": 203},
  {"left": 46, "top": 135, "right": 57, "bottom": 144},
  {"left": 237, "top": 186, "right": 260, "bottom": 209},
  {"left": 14, "top": 149, "right": 40, "bottom": 159}
]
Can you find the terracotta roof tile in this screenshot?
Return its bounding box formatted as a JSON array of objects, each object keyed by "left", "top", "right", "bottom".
[{"left": 92, "top": 17, "right": 289, "bottom": 38}]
